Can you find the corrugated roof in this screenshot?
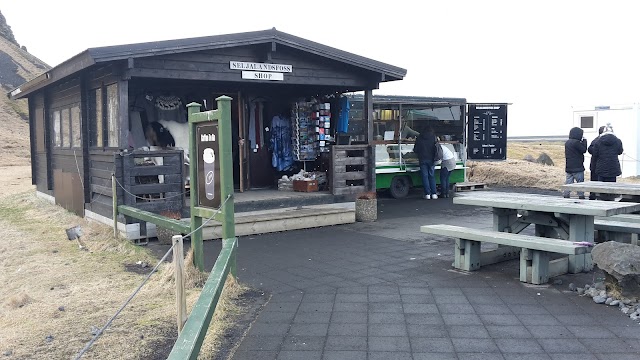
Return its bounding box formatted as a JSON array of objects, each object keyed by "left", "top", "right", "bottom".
[{"left": 9, "top": 28, "right": 406, "bottom": 99}]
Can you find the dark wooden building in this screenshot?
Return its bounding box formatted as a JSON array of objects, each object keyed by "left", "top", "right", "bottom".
[{"left": 9, "top": 28, "right": 406, "bottom": 232}]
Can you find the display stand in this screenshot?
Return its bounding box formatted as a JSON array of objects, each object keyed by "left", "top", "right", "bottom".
[{"left": 292, "top": 101, "right": 318, "bottom": 162}]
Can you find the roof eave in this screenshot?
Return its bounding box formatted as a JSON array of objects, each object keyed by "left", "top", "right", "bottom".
[{"left": 8, "top": 50, "right": 95, "bottom": 100}]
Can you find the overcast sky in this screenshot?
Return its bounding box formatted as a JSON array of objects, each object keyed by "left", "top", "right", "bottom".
[{"left": 2, "top": 0, "right": 639, "bottom": 136}]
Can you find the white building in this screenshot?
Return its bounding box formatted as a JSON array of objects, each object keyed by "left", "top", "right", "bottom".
[{"left": 572, "top": 104, "right": 640, "bottom": 178}]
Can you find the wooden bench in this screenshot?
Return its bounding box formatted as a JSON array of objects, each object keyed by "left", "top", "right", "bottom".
[
  {"left": 594, "top": 217, "right": 640, "bottom": 245},
  {"left": 420, "top": 224, "right": 592, "bottom": 285}
]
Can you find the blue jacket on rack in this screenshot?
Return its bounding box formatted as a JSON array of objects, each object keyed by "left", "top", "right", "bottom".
[{"left": 270, "top": 115, "right": 294, "bottom": 171}]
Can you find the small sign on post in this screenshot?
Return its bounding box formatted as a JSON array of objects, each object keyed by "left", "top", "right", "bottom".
[{"left": 196, "top": 123, "right": 221, "bottom": 209}]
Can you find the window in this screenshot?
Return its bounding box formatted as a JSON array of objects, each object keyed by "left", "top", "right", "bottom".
[
  {"left": 106, "top": 83, "right": 119, "bottom": 147},
  {"left": 373, "top": 104, "right": 400, "bottom": 142},
  {"left": 581, "top": 116, "right": 594, "bottom": 129},
  {"left": 89, "top": 88, "right": 103, "bottom": 147},
  {"left": 52, "top": 104, "right": 81, "bottom": 148},
  {"left": 53, "top": 110, "right": 61, "bottom": 146},
  {"left": 89, "top": 83, "right": 118, "bottom": 148},
  {"left": 71, "top": 106, "right": 81, "bottom": 148},
  {"left": 61, "top": 108, "right": 70, "bottom": 147}
]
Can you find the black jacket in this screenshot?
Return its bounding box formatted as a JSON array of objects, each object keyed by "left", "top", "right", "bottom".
[
  {"left": 413, "top": 131, "right": 436, "bottom": 163},
  {"left": 593, "top": 133, "right": 623, "bottom": 178},
  {"left": 565, "top": 127, "right": 587, "bottom": 173},
  {"left": 588, "top": 136, "right": 600, "bottom": 173}
]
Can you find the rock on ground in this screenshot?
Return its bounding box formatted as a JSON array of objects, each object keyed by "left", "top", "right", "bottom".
[{"left": 592, "top": 242, "right": 640, "bottom": 298}]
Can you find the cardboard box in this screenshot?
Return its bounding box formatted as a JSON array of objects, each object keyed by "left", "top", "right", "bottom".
[{"left": 293, "top": 180, "right": 318, "bottom": 192}]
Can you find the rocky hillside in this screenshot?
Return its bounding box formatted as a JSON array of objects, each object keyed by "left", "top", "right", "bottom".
[{"left": 0, "top": 10, "right": 50, "bottom": 166}]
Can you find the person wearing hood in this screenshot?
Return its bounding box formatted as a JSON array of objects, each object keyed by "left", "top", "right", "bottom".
[
  {"left": 563, "top": 127, "right": 587, "bottom": 199},
  {"left": 587, "top": 126, "right": 606, "bottom": 200},
  {"left": 413, "top": 128, "right": 438, "bottom": 199},
  {"left": 592, "top": 125, "right": 623, "bottom": 184}
]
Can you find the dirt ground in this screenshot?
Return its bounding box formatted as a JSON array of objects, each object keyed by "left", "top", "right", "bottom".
[{"left": 0, "top": 165, "right": 33, "bottom": 197}]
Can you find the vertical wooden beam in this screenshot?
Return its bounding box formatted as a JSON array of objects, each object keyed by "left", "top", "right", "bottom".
[
  {"left": 464, "top": 240, "right": 481, "bottom": 271},
  {"left": 520, "top": 249, "right": 533, "bottom": 283},
  {"left": 454, "top": 239, "right": 463, "bottom": 270},
  {"left": 44, "top": 91, "right": 53, "bottom": 190},
  {"left": 531, "top": 251, "right": 550, "bottom": 285},
  {"left": 112, "top": 174, "right": 118, "bottom": 238},
  {"left": 237, "top": 92, "right": 244, "bottom": 192},
  {"left": 568, "top": 214, "right": 594, "bottom": 273},
  {"left": 173, "top": 235, "right": 187, "bottom": 333},
  {"left": 364, "top": 89, "right": 375, "bottom": 192},
  {"left": 493, "top": 208, "right": 518, "bottom": 232},
  {"left": 28, "top": 96, "right": 37, "bottom": 185},
  {"left": 187, "top": 103, "right": 204, "bottom": 271},
  {"left": 80, "top": 73, "right": 91, "bottom": 202},
  {"left": 118, "top": 80, "right": 129, "bottom": 150},
  {"left": 216, "top": 95, "right": 237, "bottom": 276}
]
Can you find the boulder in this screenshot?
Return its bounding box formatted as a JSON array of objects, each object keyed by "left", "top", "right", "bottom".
[{"left": 592, "top": 242, "right": 640, "bottom": 299}]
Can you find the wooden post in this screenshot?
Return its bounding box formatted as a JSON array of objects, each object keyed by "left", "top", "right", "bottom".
[
  {"left": 237, "top": 92, "right": 244, "bottom": 193},
  {"left": 173, "top": 235, "right": 187, "bottom": 333},
  {"left": 216, "top": 96, "right": 237, "bottom": 276},
  {"left": 187, "top": 103, "right": 204, "bottom": 271},
  {"left": 112, "top": 174, "right": 118, "bottom": 238},
  {"left": 364, "top": 89, "right": 375, "bottom": 192}
]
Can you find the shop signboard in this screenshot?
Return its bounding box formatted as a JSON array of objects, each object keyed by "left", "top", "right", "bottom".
[
  {"left": 229, "top": 61, "right": 292, "bottom": 72},
  {"left": 466, "top": 103, "right": 508, "bottom": 160},
  {"left": 241, "top": 71, "right": 284, "bottom": 81},
  {"left": 196, "top": 123, "right": 221, "bottom": 208}
]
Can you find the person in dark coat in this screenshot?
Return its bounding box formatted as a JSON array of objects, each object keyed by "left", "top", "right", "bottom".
[
  {"left": 563, "top": 127, "right": 587, "bottom": 199},
  {"left": 587, "top": 126, "right": 606, "bottom": 199},
  {"left": 592, "top": 125, "right": 623, "bottom": 183},
  {"left": 413, "top": 128, "right": 438, "bottom": 199}
]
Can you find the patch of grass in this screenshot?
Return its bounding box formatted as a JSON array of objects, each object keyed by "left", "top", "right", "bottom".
[
  {"left": 4, "top": 292, "right": 33, "bottom": 309},
  {"left": 508, "top": 141, "right": 566, "bottom": 168},
  {"left": 0, "top": 191, "right": 254, "bottom": 359}
]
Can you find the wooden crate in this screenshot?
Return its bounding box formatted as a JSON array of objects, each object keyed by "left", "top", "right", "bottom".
[
  {"left": 330, "top": 145, "right": 372, "bottom": 196},
  {"left": 293, "top": 180, "right": 318, "bottom": 192}
]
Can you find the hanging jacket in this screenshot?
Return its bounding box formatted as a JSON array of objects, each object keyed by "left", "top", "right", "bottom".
[
  {"left": 270, "top": 115, "right": 294, "bottom": 171},
  {"left": 564, "top": 127, "right": 587, "bottom": 173},
  {"left": 413, "top": 130, "right": 436, "bottom": 163},
  {"left": 592, "top": 133, "right": 623, "bottom": 178}
]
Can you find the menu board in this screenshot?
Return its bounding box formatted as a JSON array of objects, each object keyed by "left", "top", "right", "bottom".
[{"left": 467, "top": 103, "right": 508, "bottom": 160}]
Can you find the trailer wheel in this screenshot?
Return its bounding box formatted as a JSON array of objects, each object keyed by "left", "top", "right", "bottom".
[{"left": 389, "top": 176, "right": 411, "bottom": 199}]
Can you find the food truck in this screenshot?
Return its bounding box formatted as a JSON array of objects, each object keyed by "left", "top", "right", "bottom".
[{"left": 346, "top": 95, "right": 468, "bottom": 198}]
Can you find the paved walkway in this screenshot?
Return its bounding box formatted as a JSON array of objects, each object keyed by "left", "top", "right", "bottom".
[{"left": 203, "top": 191, "right": 640, "bottom": 360}]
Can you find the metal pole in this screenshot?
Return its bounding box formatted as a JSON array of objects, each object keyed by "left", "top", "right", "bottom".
[
  {"left": 187, "top": 103, "right": 204, "bottom": 271},
  {"left": 216, "top": 95, "right": 237, "bottom": 276}
]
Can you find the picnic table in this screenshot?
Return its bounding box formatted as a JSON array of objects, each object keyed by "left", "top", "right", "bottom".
[
  {"left": 452, "top": 191, "right": 640, "bottom": 273},
  {"left": 562, "top": 181, "right": 640, "bottom": 244},
  {"left": 562, "top": 181, "right": 640, "bottom": 202}
]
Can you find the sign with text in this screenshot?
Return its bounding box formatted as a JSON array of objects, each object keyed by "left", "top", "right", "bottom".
[
  {"left": 230, "top": 61, "right": 292, "bottom": 72},
  {"left": 467, "top": 103, "right": 508, "bottom": 160},
  {"left": 241, "top": 71, "right": 284, "bottom": 81},
  {"left": 196, "top": 123, "right": 221, "bottom": 208}
]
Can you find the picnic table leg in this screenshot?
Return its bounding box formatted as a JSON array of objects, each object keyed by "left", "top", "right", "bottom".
[
  {"left": 632, "top": 234, "right": 639, "bottom": 246},
  {"left": 455, "top": 238, "right": 481, "bottom": 271},
  {"left": 493, "top": 208, "right": 518, "bottom": 232},
  {"left": 568, "top": 215, "right": 595, "bottom": 273}
]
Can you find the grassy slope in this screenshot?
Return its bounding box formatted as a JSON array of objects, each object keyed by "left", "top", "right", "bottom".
[{"left": 0, "top": 35, "right": 49, "bottom": 166}]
